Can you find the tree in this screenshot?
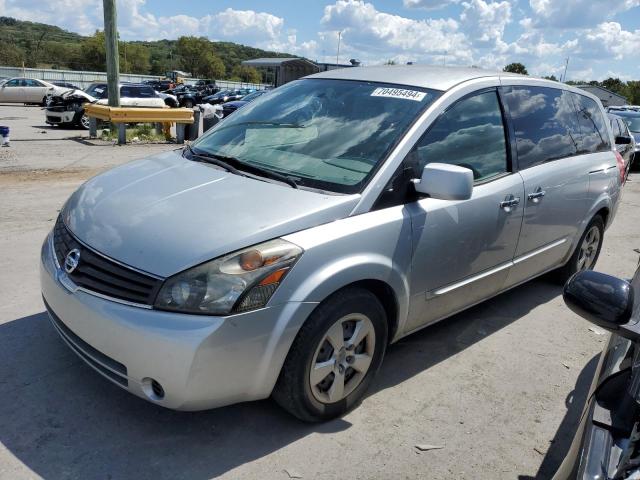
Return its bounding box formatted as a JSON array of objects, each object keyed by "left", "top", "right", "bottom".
[
  {"left": 543, "top": 74, "right": 558, "bottom": 81},
  {"left": 176, "top": 36, "right": 211, "bottom": 77},
  {"left": 79, "top": 31, "right": 107, "bottom": 71},
  {"left": 625, "top": 81, "right": 640, "bottom": 105},
  {"left": 203, "top": 53, "right": 226, "bottom": 79},
  {"left": 120, "top": 42, "right": 150, "bottom": 74},
  {"left": 601, "top": 77, "right": 625, "bottom": 95},
  {"left": 503, "top": 62, "right": 528, "bottom": 75},
  {"left": 0, "top": 44, "right": 25, "bottom": 66},
  {"left": 231, "top": 65, "right": 260, "bottom": 83}
]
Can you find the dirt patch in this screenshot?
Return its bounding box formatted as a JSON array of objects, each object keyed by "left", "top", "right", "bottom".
[{"left": 0, "top": 167, "right": 105, "bottom": 185}]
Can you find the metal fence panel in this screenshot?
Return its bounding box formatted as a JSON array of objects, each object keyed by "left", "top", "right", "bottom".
[{"left": 0, "top": 66, "right": 270, "bottom": 91}]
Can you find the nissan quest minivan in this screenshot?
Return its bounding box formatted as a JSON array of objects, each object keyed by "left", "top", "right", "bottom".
[{"left": 41, "top": 66, "right": 623, "bottom": 421}]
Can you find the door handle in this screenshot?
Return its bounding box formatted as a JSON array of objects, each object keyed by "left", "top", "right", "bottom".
[
  {"left": 499, "top": 195, "right": 520, "bottom": 212},
  {"left": 527, "top": 188, "right": 546, "bottom": 203}
]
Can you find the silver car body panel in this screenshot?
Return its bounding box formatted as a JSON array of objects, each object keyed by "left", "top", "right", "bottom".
[
  {"left": 41, "top": 66, "right": 622, "bottom": 410},
  {"left": 63, "top": 150, "right": 359, "bottom": 277}
]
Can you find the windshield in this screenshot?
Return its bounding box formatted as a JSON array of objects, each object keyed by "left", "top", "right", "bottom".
[
  {"left": 192, "top": 79, "right": 440, "bottom": 193},
  {"left": 616, "top": 113, "right": 640, "bottom": 132}
]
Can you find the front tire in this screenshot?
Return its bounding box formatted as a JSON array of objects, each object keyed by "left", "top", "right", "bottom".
[
  {"left": 273, "top": 287, "right": 388, "bottom": 422},
  {"left": 556, "top": 215, "right": 604, "bottom": 283}
]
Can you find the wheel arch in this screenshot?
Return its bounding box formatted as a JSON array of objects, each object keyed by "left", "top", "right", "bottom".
[{"left": 275, "top": 254, "right": 410, "bottom": 344}]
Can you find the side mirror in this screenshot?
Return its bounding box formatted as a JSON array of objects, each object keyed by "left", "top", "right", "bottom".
[
  {"left": 563, "top": 270, "right": 634, "bottom": 332},
  {"left": 412, "top": 163, "right": 474, "bottom": 201},
  {"left": 616, "top": 135, "right": 632, "bottom": 145}
]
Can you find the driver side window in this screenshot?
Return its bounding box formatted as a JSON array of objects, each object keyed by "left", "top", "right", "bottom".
[{"left": 407, "top": 90, "right": 508, "bottom": 182}]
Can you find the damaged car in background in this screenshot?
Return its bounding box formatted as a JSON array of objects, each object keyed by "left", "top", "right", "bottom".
[{"left": 45, "top": 83, "right": 169, "bottom": 129}]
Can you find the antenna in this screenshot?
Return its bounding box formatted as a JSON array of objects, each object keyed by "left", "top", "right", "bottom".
[
  {"left": 336, "top": 31, "right": 342, "bottom": 65},
  {"left": 562, "top": 57, "right": 570, "bottom": 82}
]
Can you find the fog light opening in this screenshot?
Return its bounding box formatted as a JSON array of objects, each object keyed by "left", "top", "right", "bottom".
[{"left": 141, "top": 377, "right": 165, "bottom": 401}]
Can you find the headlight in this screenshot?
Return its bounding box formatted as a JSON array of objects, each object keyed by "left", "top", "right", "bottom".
[{"left": 154, "top": 239, "right": 302, "bottom": 315}]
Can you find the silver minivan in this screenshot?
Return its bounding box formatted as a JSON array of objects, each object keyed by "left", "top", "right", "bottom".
[{"left": 41, "top": 66, "right": 623, "bottom": 421}]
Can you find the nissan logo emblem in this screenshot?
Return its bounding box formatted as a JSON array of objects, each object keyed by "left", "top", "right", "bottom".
[{"left": 64, "top": 248, "right": 81, "bottom": 274}]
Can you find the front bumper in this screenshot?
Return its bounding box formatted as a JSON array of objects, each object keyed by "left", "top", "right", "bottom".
[
  {"left": 45, "top": 109, "right": 75, "bottom": 125},
  {"left": 40, "top": 233, "right": 317, "bottom": 410}
]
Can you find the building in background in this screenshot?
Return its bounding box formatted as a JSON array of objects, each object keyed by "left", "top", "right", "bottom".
[
  {"left": 578, "top": 85, "right": 628, "bottom": 107},
  {"left": 241, "top": 58, "right": 319, "bottom": 87},
  {"left": 241, "top": 58, "right": 360, "bottom": 87}
]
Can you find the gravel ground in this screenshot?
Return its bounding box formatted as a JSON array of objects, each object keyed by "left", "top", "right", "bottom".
[{"left": 0, "top": 104, "right": 638, "bottom": 480}]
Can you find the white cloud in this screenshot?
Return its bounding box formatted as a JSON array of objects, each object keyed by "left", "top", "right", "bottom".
[
  {"left": 460, "top": 0, "right": 511, "bottom": 46},
  {"left": 574, "top": 22, "right": 640, "bottom": 60},
  {"left": 321, "top": 0, "right": 472, "bottom": 64},
  {"left": 529, "top": 0, "right": 640, "bottom": 28},
  {"left": 403, "top": 0, "right": 460, "bottom": 9}
]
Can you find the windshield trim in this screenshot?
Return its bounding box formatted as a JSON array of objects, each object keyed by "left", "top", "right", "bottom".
[{"left": 192, "top": 79, "right": 443, "bottom": 194}]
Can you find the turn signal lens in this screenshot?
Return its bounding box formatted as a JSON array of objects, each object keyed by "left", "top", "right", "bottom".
[{"left": 259, "top": 268, "right": 288, "bottom": 286}]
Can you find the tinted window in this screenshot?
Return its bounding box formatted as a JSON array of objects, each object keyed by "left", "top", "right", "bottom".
[
  {"left": 609, "top": 117, "right": 622, "bottom": 137},
  {"left": 24, "top": 79, "right": 43, "bottom": 87},
  {"left": 503, "top": 86, "right": 580, "bottom": 169},
  {"left": 6, "top": 79, "right": 21, "bottom": 87},
  {"left": 85, "top": 84, "right": 107, "bottom": 99},
  {"left": 120, "top": 85, "right": 157, "bottom": 98},
  {"left": 407, "top": 90, "right": 508, "bottom": 181},
  {"left": 572, "top": 93, "right": 611, "bottom": 153}
]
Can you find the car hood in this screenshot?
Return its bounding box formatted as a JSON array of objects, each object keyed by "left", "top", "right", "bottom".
[
  {"left": 61, "top": 89, "right": 96, "bottom": 102},
  {"left": 63, "top": 150, "right": 359, "bottom": 277}
]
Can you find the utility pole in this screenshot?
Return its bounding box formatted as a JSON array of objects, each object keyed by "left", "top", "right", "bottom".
[
  {"left": 336, "top": 31, "right": 342, "bottom": 66},
  {"left": 561, "top": 57, "right": 570, "bottom": 83},
  {"left": 103, "top": 0, "right": 120, "bottom": 107}
]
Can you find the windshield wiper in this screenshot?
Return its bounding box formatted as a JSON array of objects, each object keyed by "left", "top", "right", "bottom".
[
  {"left": 184, "top": 145, "right": 298, "bottom": 189},
  {"left": 183, "top": 144, "right": 245, "bottom": 177},
  {"left": 212, "top": 152, "right": 299, "bottom": 189}
]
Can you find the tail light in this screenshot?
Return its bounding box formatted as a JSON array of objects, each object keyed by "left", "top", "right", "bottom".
[{"left": 615, "top": 150, "right": 626, "bottom": 185}]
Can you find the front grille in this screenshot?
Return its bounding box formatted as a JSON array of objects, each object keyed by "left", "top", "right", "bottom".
[
  {"left": 44, "top": 298, "right": 129, "bottom": 387},
  {"left": 53, "top": 216, "right": 163, "bottom": 306}
]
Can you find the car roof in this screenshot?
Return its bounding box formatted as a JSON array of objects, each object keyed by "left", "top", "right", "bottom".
[{"left": 308, "top": 65, "right": 525, "bottom": 91}]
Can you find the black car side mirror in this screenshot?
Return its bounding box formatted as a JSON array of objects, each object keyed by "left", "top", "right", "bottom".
[
  {"left": 616, "top": 135, "right": 632, "bottom": 145},
  {"left": 564, "top": 270, "right": 634, "bottom": 333}
]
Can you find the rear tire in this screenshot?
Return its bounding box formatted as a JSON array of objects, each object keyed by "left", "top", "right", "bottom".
[
  {"left": 272, "top": 287, "right": 388, "bottom": 422},
  {"left": 556, "top": 215, "right": 604, "bottom": 283}
]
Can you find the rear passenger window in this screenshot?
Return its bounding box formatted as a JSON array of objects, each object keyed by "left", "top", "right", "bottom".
[
  {"left": 572, "top": 93, "right": 611, "bottom": 153},
  {"left": 121, "top": 86, "right": 158, "bottom": 98},
  {"left": 406, "top": 90, "right": 508, "bottom": 182},
  {"left": 503, "top": 86, "right": 580, "bottom": 169}
]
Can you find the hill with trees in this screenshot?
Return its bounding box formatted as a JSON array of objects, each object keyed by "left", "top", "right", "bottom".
[{"left": 0, "top": 16, "right": 294, "bottom": 83}]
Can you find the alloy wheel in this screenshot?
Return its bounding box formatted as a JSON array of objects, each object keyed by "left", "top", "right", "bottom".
[
  {"left": 309, "top": 313, "right": 376, "bottom": 404},
  {"left": 577, "top": 225, "right": 601, "bottom": 271},
  {"left": 80, "top": 114, "right": 90, "bottom": 129}
]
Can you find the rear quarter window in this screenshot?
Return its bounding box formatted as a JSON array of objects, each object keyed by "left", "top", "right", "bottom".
[
  {"left": 572, "top": 93, "right": 611, "bottom": 154},
  {"left": 503, "top": 86, "right": 581, "bottom": 169}
]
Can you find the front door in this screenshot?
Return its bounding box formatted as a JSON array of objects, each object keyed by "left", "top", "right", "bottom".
[
  {"left": 402, "top": 89, "right": 525, "bottom": 333},
  {"left": 0, "top": 79, "right": 24, "bottom": 102}
]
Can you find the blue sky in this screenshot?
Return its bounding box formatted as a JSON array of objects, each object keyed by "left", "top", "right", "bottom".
[{"left": 3, "top": 0, "right": 640, "bottom": 80}]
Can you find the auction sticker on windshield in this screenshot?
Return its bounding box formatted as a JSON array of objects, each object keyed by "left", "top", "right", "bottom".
[{"left": 371, "top": 87, "right": 426, "bottom": 102}]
